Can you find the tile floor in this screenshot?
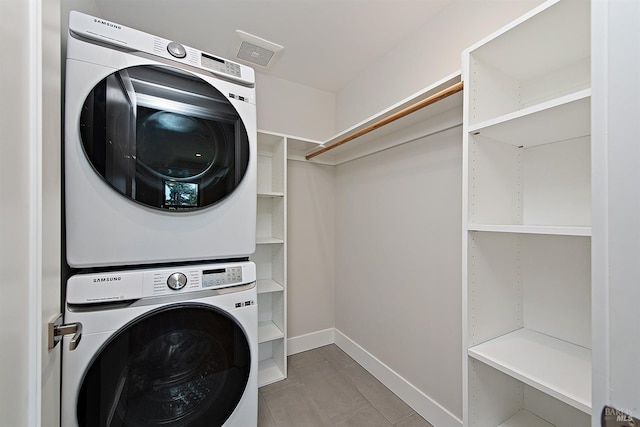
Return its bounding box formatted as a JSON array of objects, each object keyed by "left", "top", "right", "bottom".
[{"left": 258, "top": 345, "right": 435, "bottom": 427}]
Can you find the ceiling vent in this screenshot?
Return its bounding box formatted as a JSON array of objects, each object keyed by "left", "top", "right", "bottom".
[{"left": 230, "top": 30, "right": 284, "bottom": 70}]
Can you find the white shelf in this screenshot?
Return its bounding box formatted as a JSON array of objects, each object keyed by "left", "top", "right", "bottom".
[
  {"left": 307, "top": 72, "right": 462, "bottom": 165},
  {"left": 287, "top": 136, "right": 323, "bottom": 162},
  {"left": 468, "top": 328, "right": 591, "bottom": 414},
  {"left": 498, "top": 410, "right": 555, "bottom": 427},
  {"left": 257, "top": 279, "right": 284, "bottom": 294},
  {"left": 256, "top": 195, "right": 284, "bottom": 244},
  {"left": 468, "top": 90, "right": 591, "bottom": 148},
  {"left": 256, "top": 132, "right": 285, "bottom": 195},
  {"left": 468, "top": 224, "right": 591, "bottom": 237},
  {"left": 258, "top": 321, "right": 285, "bottom": 344},
  {"left": 258, "top": 358, "right": 285, "bottom": 386},
  {"left": 257, "top": 130, "right": 287, "bottom": 149},
  {"left": 466, "top": 0, "right": 590, "bottom": 126},
  {"left": 256, "top": 237, "right": 284, "bottom": 245},
  {"left": 258, "top": 192, "right": 284, "bottom": 198},
  {"left": 468, "top": 121, "right": 591, "bottom": 229},
  {"left": 468, "top": 0, "right": 589, "bottom": 86}
]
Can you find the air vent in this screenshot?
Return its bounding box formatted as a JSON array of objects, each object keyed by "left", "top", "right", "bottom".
[{"left": 230, "top": 30, "right": 283, "bottom": 70}]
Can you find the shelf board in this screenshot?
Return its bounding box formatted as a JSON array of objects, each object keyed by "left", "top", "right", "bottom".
[
  {"left": 498, "top": 410, "right": 555, "bottom": 427},
  {"left": 307, "top": 72, "right": 462, "bottom": 165},
  {"left": 468, "top": 89, "right": 591, "bottom": 148},
  {"left": 257, "top": 279, "right": 284, "bottom": 294},
  {"left": 287, "top": 136, "right": 324, "bottom": 163},
  {"left": 257, "top": 130, "right": 326, "bottom": 163},
  {"left": 466, "top": 0, "right": 590, "bottom": 84},
  {"left": 258, "top": 358, "right": 285, "bottom": 387},
  {"left": 468, "top": 328, "right": 591, "bottom": 414},
  {"left": 468, "top": 224, "right": 591, "bottom": 237},
  {"left": 258, "top": 321, "right": 285, "bottom": 344},
  {"left": 257, "top": 130, "right": 286, "bottom": 148},
  {"left": 258, "top": 192, "right": 284, "bottom": 198},
  {"left": 256, "top": 237, "right": 285, "bottom": 245}
]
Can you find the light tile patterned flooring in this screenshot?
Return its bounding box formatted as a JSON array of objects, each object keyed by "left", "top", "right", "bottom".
[{"left": 258, "top": 345, "right": 435, "bottom": 427}]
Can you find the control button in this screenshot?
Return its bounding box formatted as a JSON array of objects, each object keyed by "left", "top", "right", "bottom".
[
  {"left": 167, "top": 42, "right": 187, "bottom": 58},
  {"left": 167, "top": 272, "right": 187, "bottom": 290}
]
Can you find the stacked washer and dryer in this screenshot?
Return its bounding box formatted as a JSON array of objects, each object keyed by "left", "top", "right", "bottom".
[{"left": 62, "top": 11, "right": 259, "bottom": 427}]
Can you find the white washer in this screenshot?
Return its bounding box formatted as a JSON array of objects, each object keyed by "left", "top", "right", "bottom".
[
  {"left": 61, "top": 261, "right": 257, "bottom": 427},
  {"left": 65, "top": 11, "right": 257, "bottom": 268}
]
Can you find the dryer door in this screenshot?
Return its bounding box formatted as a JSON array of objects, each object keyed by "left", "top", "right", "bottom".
[
  {"left": 76, "top": 303, "right": 251, "bottom": 427},
  {"left": 79, "top": 64, "right": 250, "bottom": 211}
]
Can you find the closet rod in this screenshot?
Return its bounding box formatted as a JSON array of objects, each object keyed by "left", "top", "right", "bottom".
[{"left": 305, "top": 81, "right": 464, "bottom": 161}]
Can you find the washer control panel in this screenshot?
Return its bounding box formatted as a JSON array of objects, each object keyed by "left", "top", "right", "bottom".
[
  {"left": 202, "top": 266, "right": 243, "bottom": 288},
  {"left": 66, "top": 261, "right": 255, "bottom": 304},
  {"left": 152, "top": 266, "right": 244, "bottom": 295}
]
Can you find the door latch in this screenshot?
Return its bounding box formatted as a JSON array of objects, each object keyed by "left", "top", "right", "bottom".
[
  {"left": 48, "top": 314, "right": 82, "bottom": 351},
  {"left": 603, "top": 406, "right": 639, "bottom": 427}
]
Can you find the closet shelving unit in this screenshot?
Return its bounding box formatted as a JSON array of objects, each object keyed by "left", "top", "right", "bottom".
[
  {"left": 252, "top": 130, "right": 324, "bottom": 387},
  {"left": 462, "top": 0, "right": 592, "bottom": 426},
  {"left": 252, "top": 131, "right": 287, "bottom": 387}
]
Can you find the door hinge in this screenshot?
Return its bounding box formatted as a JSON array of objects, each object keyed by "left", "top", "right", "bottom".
[
  {"left": 603, "top": 406, "right": 639, "bottom": 427},
  {"left": 48, "top": 314, "right": 82, "bottom": 351}
]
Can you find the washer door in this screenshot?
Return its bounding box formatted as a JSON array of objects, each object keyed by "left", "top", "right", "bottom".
[
  {"left": 79, "top": 64, "right": 250, "bottom": 211},
  {"left": 76, "top": 304, "right": 251, "bottom": 427}
]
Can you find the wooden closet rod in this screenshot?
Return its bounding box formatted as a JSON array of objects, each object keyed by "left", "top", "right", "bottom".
[{"left": 305, "top": 81, "right": 464, "bottom": 161}]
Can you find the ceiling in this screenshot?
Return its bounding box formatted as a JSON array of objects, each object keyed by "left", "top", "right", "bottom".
[{"left": 86, "top": 0, "right": 453, "bottom": 93}]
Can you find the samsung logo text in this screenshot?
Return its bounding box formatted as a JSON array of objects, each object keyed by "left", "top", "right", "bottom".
[
  {"left": 93, "top": 19, "right": 121, "bottom": 30},
  {"left": 93, "top": 277, "right": 122, "bottom": 283}
]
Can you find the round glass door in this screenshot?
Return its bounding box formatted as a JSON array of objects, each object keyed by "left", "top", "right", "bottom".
[
  {"left": 79, "top": 64, "right": 250, "bottom": 211},
  {"left": 76, "top": 304, "right": 251, "bottom": 427}
]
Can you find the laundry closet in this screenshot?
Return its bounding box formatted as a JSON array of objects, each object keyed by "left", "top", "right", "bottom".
[{"left": 2, "top": 0, "right": 639, "bottom": 426}]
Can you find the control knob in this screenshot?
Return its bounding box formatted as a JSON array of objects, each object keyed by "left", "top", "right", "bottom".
[
  {"left": 167, "top": 272, "right": 187, "bottom": 290},
  {"left": 167, "top": 41, "right": 187, "bottom": 58}
]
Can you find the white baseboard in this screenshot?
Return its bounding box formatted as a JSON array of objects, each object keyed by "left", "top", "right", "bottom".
[
  {"left": 287, "top": 328, "right": 335, "bottom": 355},
  {"left": 286, "top": 328, "right": 462, "bottom": 427},
  {"left": 334, "top": 329, "right": 463, "bottom": 427}
]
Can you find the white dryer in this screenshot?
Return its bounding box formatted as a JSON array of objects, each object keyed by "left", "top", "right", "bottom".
[
  {"left": 60, "top": 261, "right": 258, "bottom": 427},
  {"left": 65, "top": 11, "right": 257, "bottom": 268}
]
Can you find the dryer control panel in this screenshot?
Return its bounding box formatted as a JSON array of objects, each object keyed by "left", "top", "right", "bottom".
[
  {"left": 68, "top": 11, "right": 255, "bottom": 87},
  {"left": 67, "top": 261, "right": 256, "bottom": 304}
]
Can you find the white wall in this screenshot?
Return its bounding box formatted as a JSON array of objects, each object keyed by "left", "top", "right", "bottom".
[
  {"left": 256, "top": 73, "right": 335, "bottom": 140},
  {"left": 0, "top": 1, "right": 35, "bottom": 424},
  {"left": 335, "top": 126, "right": 463, "bottom": 423},
  {"left": 286, "top": 160, "right": 336, "bottom": 338},
  {"left": 1, "top": 0, "right": 61, "bottom": 425},
  {"left": 335, "top": 0, "right": 544, "bottom": 132}
]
